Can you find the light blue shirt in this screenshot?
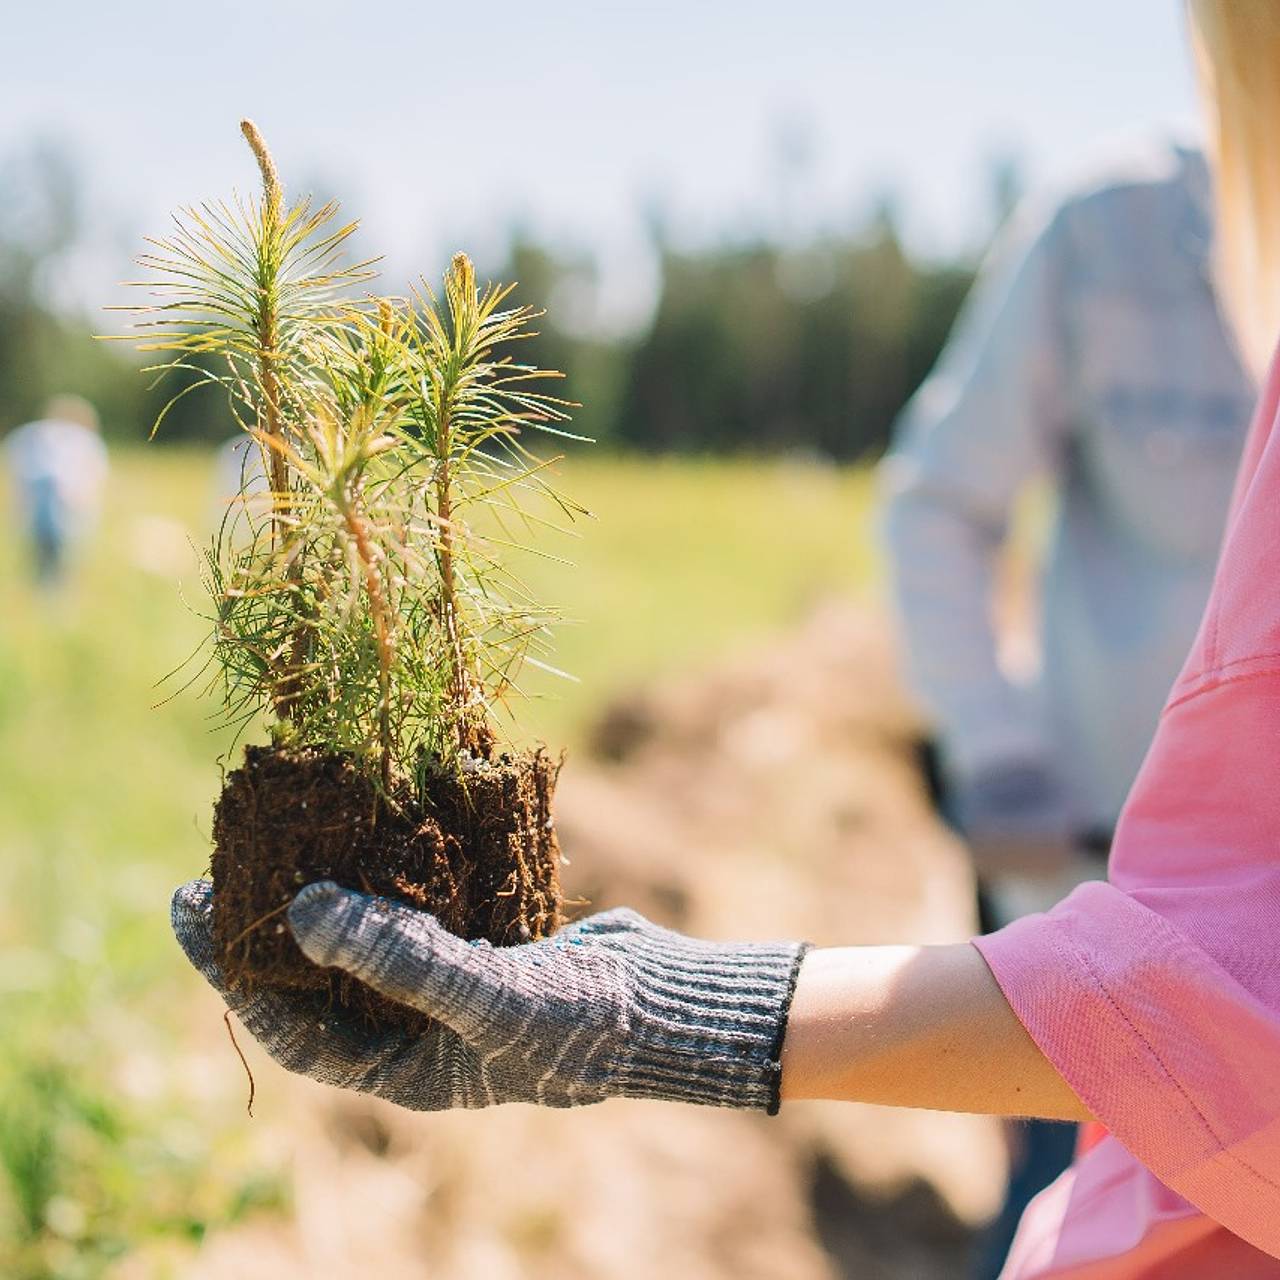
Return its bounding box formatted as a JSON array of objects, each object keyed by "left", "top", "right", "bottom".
[
  {"left": 881, "top": 141, "right": 1256, "bottom": 831},
  {"left": 5, "top": 417, "right": 109, "bottom": 539}
]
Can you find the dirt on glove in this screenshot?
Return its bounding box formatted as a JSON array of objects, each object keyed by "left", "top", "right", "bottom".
[{"left": 210, "top": 744, "right": 563, "bottom": 1032}]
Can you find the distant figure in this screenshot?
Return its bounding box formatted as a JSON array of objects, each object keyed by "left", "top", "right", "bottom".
[
  {"left": 210, "top": 434, "right": 270, "bottom": 542},
  {"left": 4, "top": 395, "right": 109, "bottom": 587},
  {"left": 880, "top": 139, "right": 1257, "bottom": 1278}
]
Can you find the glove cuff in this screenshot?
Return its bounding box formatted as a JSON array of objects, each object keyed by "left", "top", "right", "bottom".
[{"left": 614, "top": 932, "right": 811, "bottom": 1114}]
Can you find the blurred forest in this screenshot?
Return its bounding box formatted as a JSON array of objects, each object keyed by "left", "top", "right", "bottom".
[
  {"left": 0, "top": 138, "right": 1018, "bottom": 458},
  {"left": 0, "top": 132, "right": 1024, "bottom": 1277}
]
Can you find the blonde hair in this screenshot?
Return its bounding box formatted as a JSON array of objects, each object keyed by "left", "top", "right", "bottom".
[{"left": 1189, "top": 0, "right": 1280, "bottom": 375}]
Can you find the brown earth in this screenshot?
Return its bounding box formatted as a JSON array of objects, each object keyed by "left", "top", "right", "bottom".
[
  {"left": 211, "top": 745, "right": 562, "bottom": 1033},
  {"left": 148, "top": 601, "right": 1004, "bottom": 1280}
]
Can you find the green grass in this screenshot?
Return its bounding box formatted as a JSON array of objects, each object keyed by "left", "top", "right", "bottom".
[
  {"left": 504, "top": 453, "right": 882, "bottom": 746},
  {"left": 0, "top": 447, "right": 879, "bottom": 1277}
]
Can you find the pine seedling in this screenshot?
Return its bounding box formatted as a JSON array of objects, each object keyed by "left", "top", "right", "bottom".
[
  {"left": 119, "top": 122, "right": 584, "bottom": 1023},
  {"left": 121, "top": 121, "right": 584, "bottom": 786}
]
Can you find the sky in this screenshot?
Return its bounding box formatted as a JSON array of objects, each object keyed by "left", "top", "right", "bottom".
[{"left": 1, "top": 0, "right": 1200, "bottom": 331}]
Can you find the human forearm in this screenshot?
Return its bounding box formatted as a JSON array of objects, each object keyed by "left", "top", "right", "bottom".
[
  {"left": 174, "top": 880, "right": 1090, "bottom": 1122},
  {"left": 779, "top": 942, "right": 1091, "bottom": 1121}
]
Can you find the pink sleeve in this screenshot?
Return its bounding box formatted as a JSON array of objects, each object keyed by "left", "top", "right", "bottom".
[{"left": 974, "top": 342, "right": 1280, "bottom": 1259}]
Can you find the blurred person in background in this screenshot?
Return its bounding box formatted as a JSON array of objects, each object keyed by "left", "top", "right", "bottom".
[
  {"left": 4, "top": 394, "right": 109, "bottom": 589},
  {"left": 879, "top": 129, "right": 1255, "bottom": 1274},
  {"left": 175, "top": 3, "right": 1280, "bottom": 1276},
  {"left": 209, "top": 433, "right": 269, "bottom": 541}
]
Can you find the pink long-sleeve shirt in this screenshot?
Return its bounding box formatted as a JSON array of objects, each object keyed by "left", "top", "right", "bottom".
[{"left": 972, "top": 340, "right": 1280, "bottom": 1276}]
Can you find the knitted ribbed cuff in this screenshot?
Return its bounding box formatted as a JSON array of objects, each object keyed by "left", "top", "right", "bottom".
[{"left": 613, "top": 934, "right": 811, "bottom": 1114}]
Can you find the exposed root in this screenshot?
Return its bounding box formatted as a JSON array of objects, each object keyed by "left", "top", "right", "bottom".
[{"left": 224, "top": 1009, "right": 257, "bottom": 1118}]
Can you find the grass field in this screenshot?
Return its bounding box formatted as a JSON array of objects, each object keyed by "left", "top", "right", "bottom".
[{"left": 0, "top": 448, "right": 881, "bottom": 1278}]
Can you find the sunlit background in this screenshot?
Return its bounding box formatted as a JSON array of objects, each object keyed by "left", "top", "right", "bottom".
[{"left": 0, "top": 3, "right": 1198, "bottom": 1277}]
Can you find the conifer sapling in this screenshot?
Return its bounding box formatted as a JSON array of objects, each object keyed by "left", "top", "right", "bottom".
[{"left": 121, "top": 121, "right": 586, "bottom": 1030}]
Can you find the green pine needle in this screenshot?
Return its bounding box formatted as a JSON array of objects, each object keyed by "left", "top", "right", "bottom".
[{"left": 120, "top": 121, "right": 586, "bottom": 790}]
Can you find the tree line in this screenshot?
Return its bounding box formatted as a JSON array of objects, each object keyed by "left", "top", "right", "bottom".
[{"left": 0, "top": 142, "right": 982, "bottom": 460}]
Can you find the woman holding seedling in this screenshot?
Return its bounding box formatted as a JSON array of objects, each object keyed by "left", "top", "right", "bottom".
[{"left": 173, "top": 2, "right": 1280, "bottom": 1274}]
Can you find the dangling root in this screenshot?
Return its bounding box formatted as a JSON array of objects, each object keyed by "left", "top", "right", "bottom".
[{"left": 224, "top": 1009, "right": 257, "bottom": 1118}]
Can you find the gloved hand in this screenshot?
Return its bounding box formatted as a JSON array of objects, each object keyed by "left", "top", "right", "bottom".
[{"left": 171, "top": 879, "right": 809, "bottom": 1114}]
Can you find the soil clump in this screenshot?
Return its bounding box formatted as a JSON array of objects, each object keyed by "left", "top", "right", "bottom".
[{"left": 210, "top": 743, "right": 562, "bottom": 1032}]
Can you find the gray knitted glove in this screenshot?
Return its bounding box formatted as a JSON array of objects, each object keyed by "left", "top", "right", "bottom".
[{"left": 171, "top": 879, "right": 809, "bottom": 1114}]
